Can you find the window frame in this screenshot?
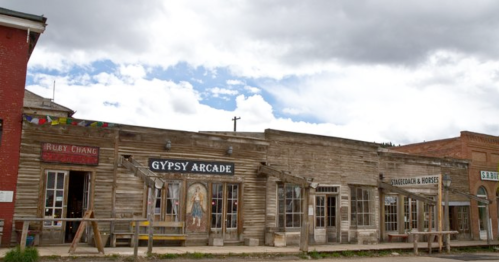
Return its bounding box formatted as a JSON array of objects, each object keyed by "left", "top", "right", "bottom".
[
  {"left": 350, "top": 186, "right": 375, "bottom": 228},
  {"left": 277, "top": 183, "right": 303, "bottom": 230}
]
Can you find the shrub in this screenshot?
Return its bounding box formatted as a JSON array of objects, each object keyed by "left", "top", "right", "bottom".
[{"left": 4, "top": 246, "right": 39, "bottom": 262}]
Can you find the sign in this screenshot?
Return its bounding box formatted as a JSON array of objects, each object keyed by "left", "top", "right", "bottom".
[
  {"left": 480, "top": 171, "right": 499, "bottom": 181},
  {"left": 149, "top": 158, "right": 234, "bottom": 175},
  {"left": 390, "top": 175, "right": 439, "bottom": 187},
  {"left": 41, "top": 142, "right": 99, "bottom": 165},
  {"left": 0, "top": 191, "right": 14, "bottom": 202}
]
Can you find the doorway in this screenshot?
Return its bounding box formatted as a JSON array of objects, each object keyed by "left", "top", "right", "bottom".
[
  {"left": 210, "top": 183, "right": 240, "bottom": 243},
  {"left": 315, "top": 195, "right": 338, "bottom": 243},
  {"left": 477, "top": 186, "right": 488, "bottom": 240}
]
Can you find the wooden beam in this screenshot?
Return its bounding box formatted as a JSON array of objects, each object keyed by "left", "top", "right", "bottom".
[
  {"left": 448, "top": 187, "right": 492, "bottom": 204},
  {"left": 258, "top": 165, "right": 310, "bottom": 186},
  {"left": 378, "top": 182, "right": 436, "bottom": 205}
]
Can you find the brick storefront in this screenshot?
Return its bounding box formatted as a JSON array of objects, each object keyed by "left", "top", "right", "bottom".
[
  {"left": 394, "top": 131, "right": 499, "bottom": 240},
  {"left": 0, "top": 7, "right": 46, "bottom": 246}
]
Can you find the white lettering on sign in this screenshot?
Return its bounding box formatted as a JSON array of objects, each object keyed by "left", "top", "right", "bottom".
[
  {"left": 480, "top": 171, "right": 499, "bottom": 181},
  {"left": 390, "top": 175, "right": 440, "bottom": 187},
  {"left": 149, "top": 158, "right": 235, "bottom": 175}
]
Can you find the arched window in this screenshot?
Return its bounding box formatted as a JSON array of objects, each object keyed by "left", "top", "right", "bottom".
[{"left": 477, "top": 186, "right": 487, "bottom": 198}]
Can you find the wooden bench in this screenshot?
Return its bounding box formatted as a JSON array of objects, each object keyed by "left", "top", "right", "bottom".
[
  {"left": 407, "top": 231, "right": 458, "bottom": 255},
  {"left": 387, "top": 233, "right": 408, "bottom": 242},
  {"left": 113, "top": 221, "right": 186, "bottom": 247}
]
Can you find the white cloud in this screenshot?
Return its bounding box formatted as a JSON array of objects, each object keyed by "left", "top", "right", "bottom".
[
  {"left": 7, "top": 0, "right": 499, "bottom": 146},
  {"left": 244, "top": 86, "right": 261, "bottom": 94},
  {"left": 227, "top": 79, "right": 244, "bottom": 86},
  {"left": 208, "top": 87, "right": 239, "bottom": 97}
]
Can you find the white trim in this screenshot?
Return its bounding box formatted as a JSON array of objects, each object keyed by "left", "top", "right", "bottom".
[{"left": 0, "top": 14, "right": 45, "bottom": 33}]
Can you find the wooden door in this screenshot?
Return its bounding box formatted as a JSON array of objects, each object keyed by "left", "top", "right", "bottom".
[
  {"left": 42, "top": 170, "right": 68, "bottom": 244},
  {"left": 315, "top": 195, "right": 338, "bottom": 243},
  {"left": 210, "top": 183, "right": 240, "bottom": 242}
]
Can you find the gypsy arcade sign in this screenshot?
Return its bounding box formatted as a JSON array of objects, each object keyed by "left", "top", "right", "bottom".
[
  {"left": 149, "top": 158, "right": 234, "bottom": 175},
  {"left": 41, "top": 142, "right": 100, "bottom": 165}
]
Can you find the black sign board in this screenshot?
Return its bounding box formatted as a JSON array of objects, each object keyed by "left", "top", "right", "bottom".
[{"left": 149, "top": 158, "right": 234, "bottom": 175}]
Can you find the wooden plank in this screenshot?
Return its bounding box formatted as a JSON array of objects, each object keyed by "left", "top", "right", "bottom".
[
  {"left": 20, "top": 222, "right": 29, "bottom": 252},
  {"left": 378, "top": 181, "right": 436, "bottom": 205}
]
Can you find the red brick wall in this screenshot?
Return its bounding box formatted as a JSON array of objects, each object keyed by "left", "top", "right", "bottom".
[
  {"left": 394, "top": 132, "right": 499, "bottom": 240},
  {"left": 0, "top": 24, "right": 30, "bottom": 247}
]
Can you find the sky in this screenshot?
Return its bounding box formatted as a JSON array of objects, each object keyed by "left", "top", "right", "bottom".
[{"left": 3, "top": 0, "right": 499, "bottom": 145}]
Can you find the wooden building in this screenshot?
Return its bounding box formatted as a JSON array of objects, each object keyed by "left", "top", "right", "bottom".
[{"left": 12, "top": 95, "right": 471, "bottom": 247}]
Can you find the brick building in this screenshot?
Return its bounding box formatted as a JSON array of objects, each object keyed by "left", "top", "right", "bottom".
[
  {"left": 0, "top": 7, "right": 46, "bottom": 246},
  {"left": 393, "top": 131, "right": 499, "bottom": 241}
]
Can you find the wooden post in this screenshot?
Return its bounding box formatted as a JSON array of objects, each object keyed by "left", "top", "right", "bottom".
[
  {"left": 437, "top": 174, "right": 442, "bottom": 252},
  {"left": 380, "top": 189, "right": 385, "bottom": 242},
  {"left": 300, "top": 186, "right": 310, "bottom": 252},
  {"left": 485, "top": 204, "right": 491, "bottom": 244},
  {"left": 428, "top": 206, "right": 432, "bottom": 254},
  {"left": 413, "top": 233, "right": 418, "bottom": 255},
  {"left": 444, "top": 185, "right": 450, "bottom": 253},
  {"left": 20, "top": 221, "right": 29, "bottom": 252},
  {"left": 147, "top": 187, "right": 155, "bottom": 255},
  {"left": 134, "top": 221, "right": 139, "bottom": 261}
]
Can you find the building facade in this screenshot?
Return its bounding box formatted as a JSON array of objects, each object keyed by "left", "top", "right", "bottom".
[
  {"left": 0, "top": 7, "right": 46, "bottom": 246},
  {"left": 393, "top": 131, "right": 499, "bottom": 241}
]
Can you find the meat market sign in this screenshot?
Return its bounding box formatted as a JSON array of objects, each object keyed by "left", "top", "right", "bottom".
[
  {"left": 149, "top": 158, "right": 234, "bottom": 175},
  {"left": 41, "top": 142, "right": 99, "bottom": 165},
  {"left": 390, "top": 175, "right": 440, "bottom": 187}
]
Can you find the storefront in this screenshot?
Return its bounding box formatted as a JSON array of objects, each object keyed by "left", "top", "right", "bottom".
[{"left": 12, "top": 112, "right": 471, "bottom": 247}]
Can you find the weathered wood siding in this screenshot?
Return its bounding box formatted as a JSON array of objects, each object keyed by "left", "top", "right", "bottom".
[
  {"left": 264, "top": 129, "right": 380, "bottom": 243},
  {"left": 14, "top": 121, "right": 118, "bottom": 244},
  {"left": 116, "top": 126, "right": 268, "bottom": 245}
]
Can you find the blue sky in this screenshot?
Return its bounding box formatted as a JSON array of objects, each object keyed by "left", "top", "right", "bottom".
[{"left": 5, "top": 0, "right": 499, "bottom": 144}]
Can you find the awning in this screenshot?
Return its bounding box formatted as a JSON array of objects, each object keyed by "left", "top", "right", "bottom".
[
  {"left": 378, "top": 181, "right": 436, "bottom": 205},
  {"left": 258, "top": 165, "right": 314, "bottom": 188}
]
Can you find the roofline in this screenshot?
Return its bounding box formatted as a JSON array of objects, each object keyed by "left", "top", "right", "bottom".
[
  {"left": 0, "top": 7, "right": 46, "bottom": 33},
  {"left": 265, "top": 128, "right": 381, "bottom": 148},
  {"left": 25, "top": 90, "right": 76, "bottom": 117}
]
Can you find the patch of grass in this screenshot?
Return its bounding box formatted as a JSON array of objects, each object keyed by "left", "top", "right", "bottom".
[
  {"left": 308, "top": 250, "right": 321, "bottom": 259},
  {"left": 185, "top": 252, "right": 213, "bottom": 259},
  {"left": 4, "top": 246, "right": 39, "bottom": 262},
  {"left": 356, "top": 251, "right": 372, "bottom": 257},
  {"left": 376, "top": 250, "right": 393, "bottom": 256},
  {"left": 105, "top": 254, "right": 121, "bottom": 260},
  {"left": 122, "top": 256, "right": 135, "bottom": 262},
  {"left": 340, "top": 250, "right": 355, "bottom": 257},
  {"left": 157, "top": 253, "right": 179, "bottom": 259}
]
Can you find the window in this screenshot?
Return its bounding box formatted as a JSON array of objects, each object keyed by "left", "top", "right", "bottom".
[
  {"left": 152, "top": 181, "right": 181, "bottom": 222},
  {"left": 350, "top": 186, "right": 374, "bottom": 227},
  {"left": 316, "top": 196, "right": 325, "bottom": 228},
  {"left": 44, "top": 171, "right": 67, "bottom": 227},
  {"left": 404, "top": 197, "right": 418, "bottom": 230},
  {"left": 384, "top": 195, "right": 397, "bottom": 231},
  {"left": 278, "top": 184, "right": 303, "bottom": 229},
  {"left": 457, "top": 206, "right": 469, "bottom": 232},
  {"left": 424, "top": 200, "right": 436, "bottom": 230}
]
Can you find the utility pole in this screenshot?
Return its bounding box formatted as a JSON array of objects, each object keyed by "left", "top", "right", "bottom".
[{"left": 232, "top": 116, "right": 241, "bottom": 132}]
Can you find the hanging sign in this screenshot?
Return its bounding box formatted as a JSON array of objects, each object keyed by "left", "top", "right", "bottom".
[
  {"left": 480, "top": 171, "right": 499, "bottom": 181},
  {"left": 41, "top": 142, "right": 99, "bottom": 165},
  {"left": 390, "top": 175, "right": 439, "bottom": 187},
  {"left": 149, "top": 158, "right": 234, "bottom": 175}
]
